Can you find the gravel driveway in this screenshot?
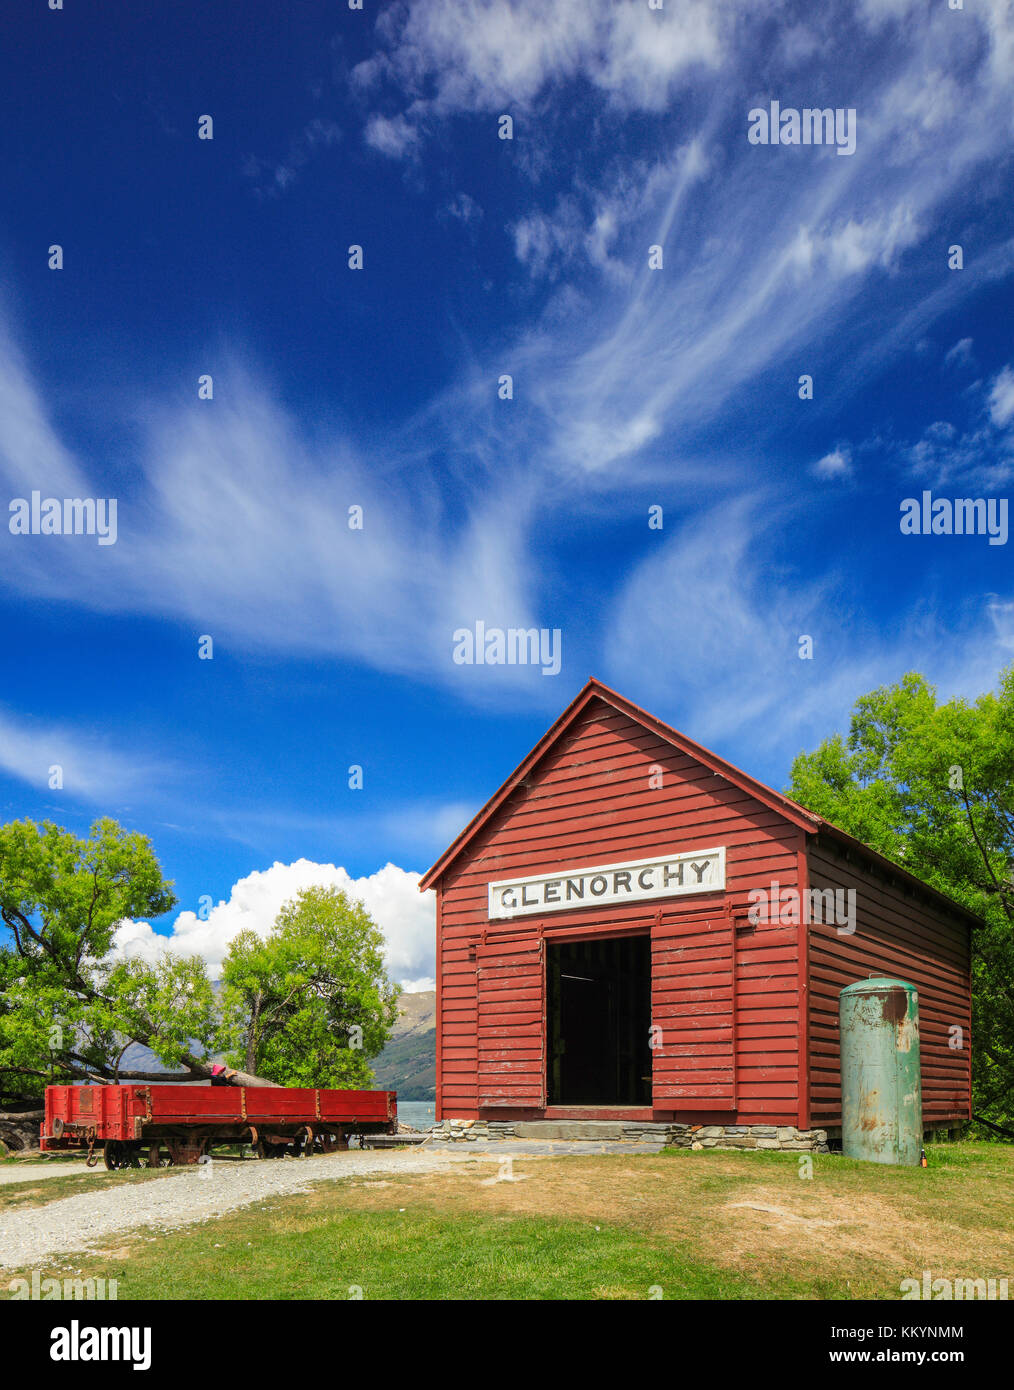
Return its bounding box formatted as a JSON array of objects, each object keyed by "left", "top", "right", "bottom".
[
  {"left": 0, "top": 1140, "right": 659, "bottom": 1271},
  {"left": 0, "top": 1150, "right": 466, "bottom": 1270},
  {"left": 0, "top": 1161, "right": 105, "bottom": 1185}
]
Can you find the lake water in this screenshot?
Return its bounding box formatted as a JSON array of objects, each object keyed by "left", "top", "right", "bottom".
[{"left": 397, "top": 1100, "right": 435, "bottom": 1131}]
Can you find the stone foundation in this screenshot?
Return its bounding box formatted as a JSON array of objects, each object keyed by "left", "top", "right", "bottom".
[
  {"left": 429, "top": 1119, "right": 495, "bottom": 1142},
  {"left": 428, "top": 1118, "right": 830, "bottom": 1152},
  {"left": 668, "top": 1124, "right": 829, "bottom": 1153}
]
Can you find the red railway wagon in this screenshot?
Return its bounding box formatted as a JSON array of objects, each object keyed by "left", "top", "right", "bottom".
[{"left": 40, "top": 1083, "right": 397, "bottom": 1169}]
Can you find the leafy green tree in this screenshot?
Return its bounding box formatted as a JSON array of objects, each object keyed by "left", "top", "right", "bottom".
[
  {"left": 0, "top": 818, "right": 234, "bottom": 1150},
  {"left": 788, "top": 667, "right": 1014, "bottom": 1129},
  {"left": 219, "top": 886, "right": 400, "bottom": 1088},
  {"left": 1, "top": 824, "right": 403, "bottom": 1153}
]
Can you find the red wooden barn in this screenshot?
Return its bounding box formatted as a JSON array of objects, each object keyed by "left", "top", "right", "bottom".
[{"left": 419, "top": 679, "right": 974, "bottom": 1143}]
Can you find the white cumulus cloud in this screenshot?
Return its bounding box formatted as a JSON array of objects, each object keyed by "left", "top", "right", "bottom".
[
  {"left": 364, "top": 112, "right": 421, "bottom": 158},
  {"left": 814, "top": 446, "right": 853, "bottom": 479},
  {"left": 111, "top": 859, "right": 436, "bottom": 990}
]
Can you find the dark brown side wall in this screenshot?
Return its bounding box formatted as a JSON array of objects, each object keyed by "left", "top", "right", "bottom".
[{"left": 806, "top": 834, "right": 972, "bottom": 1128}]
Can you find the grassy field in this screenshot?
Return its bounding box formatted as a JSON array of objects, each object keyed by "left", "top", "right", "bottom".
[
  {"left": 3, "top": 1140, "right": 1011, "bottom": 1300},
  {"left": 0, "top": 1145, "right": 239, "bottom": 1212},
  {"left": 0, "top": 1165, "right": 184, "bottom": 1213}
]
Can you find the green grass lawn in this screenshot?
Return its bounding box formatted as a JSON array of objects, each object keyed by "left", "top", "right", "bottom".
[
  {"left": 3, "top": 1141, "right": 1010, "bottom": 1301},
  {"left": 2, "top": 1185, "right": 852, "bottom": 1301}
]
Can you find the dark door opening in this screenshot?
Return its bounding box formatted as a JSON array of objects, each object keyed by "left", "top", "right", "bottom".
[{"left": 547, "top": 935, "right": 651, "bottom": 1106}]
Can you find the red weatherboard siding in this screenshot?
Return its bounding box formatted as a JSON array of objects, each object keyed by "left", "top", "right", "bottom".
[
  {"left": 806, "top": 836, "right": 972, "bottom": 1127},
  {"left": 426, "top": 682, "right": 975, "bottom": 1128},
  {"left": 475, "top": 931, "right": 545, "bottom": 1107},
  {"left": 435, "top": 700, "right": 807, "bottom": 1123}
]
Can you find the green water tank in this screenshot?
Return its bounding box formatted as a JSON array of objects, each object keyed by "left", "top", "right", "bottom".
[{"left": 839, "top": 977, "right": 922, "bottom": 1165}]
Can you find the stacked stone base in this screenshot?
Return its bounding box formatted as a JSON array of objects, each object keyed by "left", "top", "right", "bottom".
[
  {"left": 428, "top": 1119, "right": 495, "bottom": 1142},
  {"left": 667, "top": 1124, "right": 829, "bottom": 1153},
  {"left": 428, "top": 1118, "right": 829, "bottom": 1152}
]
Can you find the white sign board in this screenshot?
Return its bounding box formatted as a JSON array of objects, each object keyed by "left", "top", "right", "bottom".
[{"left": 488, "top": 848, "right": 726, "bottom": 921}]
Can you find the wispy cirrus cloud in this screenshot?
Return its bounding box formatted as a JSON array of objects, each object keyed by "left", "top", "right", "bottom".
[
  {"left": 0, "top": 338, "right": 554, "bottom": 702},
  {"left": 988, "top": 365, "right": 1014, "bottom": 429},
  {"left": 945, "top": 337, "right": 975, "bottom": 370},
  {"left": 881, "top": 364, "right": 1014, "bottom": 491},
  {"left": 346, "top": 0, "right": 1014, "bottom": 491},
  {"left": 0, "top": 706, "right": 161, "bottom": 801},
  {"left": 2, "top": 0, "right": 1013, "bottom": 728},
  {"left": 602, "top": 494, "right": 1014, "bottom": 761},
  {"left": 242, "top": 117, "right": 342, "bottom": 197},
  {"left": 351, "top": 0, "right": 730, "bottom": 135}
]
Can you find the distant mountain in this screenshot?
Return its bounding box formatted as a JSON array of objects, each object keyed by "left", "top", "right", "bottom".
[
  {"left": 371, "top": 990, "right": 436, "bottom": 1100},
  {"left": 387, "top": 989, "right": 436, "bottom": 1038},
  {"left": 118, "top": 1042, "right": 174, "bottom": 1075}
]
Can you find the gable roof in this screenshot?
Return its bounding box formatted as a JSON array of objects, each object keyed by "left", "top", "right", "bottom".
[{"left": 418, "top": 678, "right": 982, "bottom": 930}]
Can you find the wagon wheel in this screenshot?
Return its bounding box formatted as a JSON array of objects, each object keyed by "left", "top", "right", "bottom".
[
  {"left": 255, "top": 1138, "right": 286, "bottom": 1160},
  {"left": 147, "top": 1143, "right": 172, "bottom": 1168},
  {"left": 103, "top": 1140, "right": 141, "bottom": 1171}
]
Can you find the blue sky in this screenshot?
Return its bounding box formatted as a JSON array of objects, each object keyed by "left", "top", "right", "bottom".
[{"left": 1, "top": 0, "right": 1012, "bottom": 987}]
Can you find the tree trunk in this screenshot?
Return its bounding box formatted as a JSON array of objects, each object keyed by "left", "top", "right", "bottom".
[
  {"left": 176, "top": 1053, "right": 280, "bottom": 1088},
  {"left": 246, "top": 991, "right": 262, "bottom": 1074},
  {"left": 0, "top": 1109, "right": 44, "bottom": 1154},
  {"left": 102, "top": 1067, "right": 280, "bottom": 1086},
  {"left": 221, "top": 1068, "right": 280, "bottom": 1088},
  {"left": 1, "top": 1057, "right": 282, "bottom": 1097}
]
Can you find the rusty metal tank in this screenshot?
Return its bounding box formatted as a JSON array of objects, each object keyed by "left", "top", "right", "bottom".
[{"left": 839, "top": 977, "right": 922, "bottom": 1165}]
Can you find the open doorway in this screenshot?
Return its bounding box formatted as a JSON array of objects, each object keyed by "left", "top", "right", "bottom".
[{"left": 546, "top": 934, "right": 651, "bottom": 1106}]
